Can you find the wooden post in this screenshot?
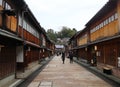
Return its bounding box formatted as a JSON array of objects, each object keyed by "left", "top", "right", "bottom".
[{"left": 117, "top": 0, "right": 120, "bottom": 32}]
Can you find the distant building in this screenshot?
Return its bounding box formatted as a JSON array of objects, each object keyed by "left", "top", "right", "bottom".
[
  {"left": 55, "top": 45, "right": 65, "bottom": 54},
  {"left": 61, "top": 37, "right": 70, "bottom": 45}
]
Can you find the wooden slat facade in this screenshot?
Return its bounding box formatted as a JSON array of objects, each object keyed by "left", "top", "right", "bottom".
[
  {"left": 78, "top": 36, "right": 87, "bottom": 46},
  {"left": 24, "top": 48, "right": 39, "bottom": 67},
  {"left": 78, "top": 48, "right": 87, "bottom": 60},
  {"left": 97, "top": 39, "right": 118, "bottom": 66},
  {"left": 69, "top": 0, "right": 120, "bottom": 78},
  {"left": 90, "top": 12, "right": 119, "bottom": 42},
  {"left": 5, "top": 15, "right": 17, "bottom": 32},
  {"left": 0, "top": 46, "right": 16, "bottom": 80},
  {"left": 19, "top": 28, "right": 40, "bottom": 45}
]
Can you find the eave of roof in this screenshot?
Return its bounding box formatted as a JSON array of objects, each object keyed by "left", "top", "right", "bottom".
[{"left": 85, "top": 0, "right": 117, "bottom": 27}]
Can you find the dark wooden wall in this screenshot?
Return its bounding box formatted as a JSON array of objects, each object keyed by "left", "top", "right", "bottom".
[{"left": 0, "top": 46, "right": 16, "bottom": 79}]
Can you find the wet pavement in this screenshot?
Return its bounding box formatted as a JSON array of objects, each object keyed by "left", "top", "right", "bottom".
[{"left": 27, "top": 55, "right": 113, "bottom": 87}]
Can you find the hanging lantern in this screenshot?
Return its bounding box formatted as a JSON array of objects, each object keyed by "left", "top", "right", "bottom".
[{"left": 94, "top": 46, "right": 97, "bottom": 51}]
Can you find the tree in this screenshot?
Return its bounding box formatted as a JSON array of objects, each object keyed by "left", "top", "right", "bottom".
[
  {"left": 46, "top": 27, "right": 77, "bottom": 44},
  {"left": 47, "top": 29, "right": 54, "bottom": 33},
  {"left": 60, "top": 26, "right": 77, "bottom": 38},
  {"left": 47, "top": 29, "right": 57, "bottom": 42},
  {"left": 72, "top": 28, "right": 77, "bottom": 33}
]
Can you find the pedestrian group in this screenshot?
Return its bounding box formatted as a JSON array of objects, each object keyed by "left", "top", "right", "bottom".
[{"left": 61, "top": 51, "right": 73, "bottom": 64}]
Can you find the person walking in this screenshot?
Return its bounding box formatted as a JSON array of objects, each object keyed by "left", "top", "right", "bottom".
[
  {"left": 69, "top": 51, "right": 73, "bottom": 64},
  {"left": 61, "top": 51, "right": 65, "bottom": 64}
]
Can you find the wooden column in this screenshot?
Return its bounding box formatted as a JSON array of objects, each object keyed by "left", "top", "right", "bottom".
[{"left": 117, "top": 0, "right": 120, "bottom": 32}]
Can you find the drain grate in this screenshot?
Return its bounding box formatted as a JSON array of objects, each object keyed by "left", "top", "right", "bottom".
[
  {"left": 39, "top": 81, "right": 52, "bottom": 87},
  {"left": 46, "top": 65, "right": 57, "bottom": 68},
  {"left": 28, "top": 82, "right": 40, "bottom": 87}
]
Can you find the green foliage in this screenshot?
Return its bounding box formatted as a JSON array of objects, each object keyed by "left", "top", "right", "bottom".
[
  {"left": 47, "top": 29, "right": 57, "bottom": 42},
  {"left": 46, "top": 27, "right": 77, "bottom": 43},
  {"left": 57, "top": 26, "right": 77, "bottom": 39}
]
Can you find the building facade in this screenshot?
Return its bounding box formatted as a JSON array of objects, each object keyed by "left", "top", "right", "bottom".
[
  {"left": 69, "top": 0, "right": 120, "bottom": 78},
  {"left": 0, "top": 0, "right": 54, "bottom": 86}
]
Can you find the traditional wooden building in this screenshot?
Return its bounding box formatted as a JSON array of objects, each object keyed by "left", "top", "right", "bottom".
[
  {"left": 40, "top": 31, "right": 55, "bottom": 60},
  {"left": 0, "top": 0, "right": 24, "bottom": 84},
  {"left": 69, "top": 0, "right": 120, "bottom": 78},
  {"left": 0, "top": 0, "right": 54, "bottom": 86},
  {"left": 17, "top": 1, "right": 42, "bottom": 72},
  {"left": 46, "top": 39, "right": 55, "bottom": 57},
  {"left": 69, "top": 31, "right": 81, "bottom": 57},
  {"left": 86, "top": 0, "right": 120, "bottom": 77}
]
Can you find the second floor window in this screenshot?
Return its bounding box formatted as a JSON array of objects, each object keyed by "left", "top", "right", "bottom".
[
  {"left": 23, "top": 20, "right": 27, "bottom": 29},
  {"left": 115, "top": 13, "right": 118, "bottom": 19},
  {"left": 43, "top": 37, "right": 46, "bottom": 46},
  {"left": 19, "top": 15, "right": 22, "bottom": 26},
  {"left": 5, "top": 3, "right": 11, "bottom": 10}
]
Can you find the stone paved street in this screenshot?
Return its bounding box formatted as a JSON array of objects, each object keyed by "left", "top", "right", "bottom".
[{"left": 28, "top": 56, "right": 112, "bottom": 87}]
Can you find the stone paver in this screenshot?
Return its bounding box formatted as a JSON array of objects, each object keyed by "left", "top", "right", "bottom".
[
  {"left": 28, "top": 82, "right": 40, "bottom": 87},
  {"left": 28, "top": 56, "right": 112, "bottom": 87}
]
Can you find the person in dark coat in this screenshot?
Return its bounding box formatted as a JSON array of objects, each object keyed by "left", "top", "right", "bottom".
[
  {"left": 69, "top": 51, "right": 73, "bottom": 63},
  {"left": 61, "top": 52, "right": 65, "bottom": 64}
]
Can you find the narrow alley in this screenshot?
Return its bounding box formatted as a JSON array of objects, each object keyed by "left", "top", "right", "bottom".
[{"left": 18, "top": 55, "right": 116, "bottom": 87}]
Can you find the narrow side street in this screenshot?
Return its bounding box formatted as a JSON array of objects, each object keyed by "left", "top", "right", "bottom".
[{"left": 25, "top": 55, "right": 113, "bottom": 87}]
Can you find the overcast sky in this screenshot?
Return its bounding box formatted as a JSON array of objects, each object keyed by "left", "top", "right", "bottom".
[{"left": 24, "top": 0, "right": 109, "bottom": 32}]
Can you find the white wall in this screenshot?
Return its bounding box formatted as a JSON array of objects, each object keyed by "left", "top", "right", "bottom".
[{"left": 16, "top": 46, "right": 24, "bottom": 62}]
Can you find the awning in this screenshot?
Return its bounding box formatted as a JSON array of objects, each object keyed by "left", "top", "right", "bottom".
[
  {"left": 72, "top": 34, "right": 120, "bottom": 50},
  {"left": 0, "top": 28, "right": 23, "bottom": 42},
  {"left": 89, "top": 34, "right": 120, "bottom": 45},
  {"left": 72, "top": 44, "right": 88, "bottom": 50},
  {"left": 25, "top": 41, "right": 40, "bottom": 48}
]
